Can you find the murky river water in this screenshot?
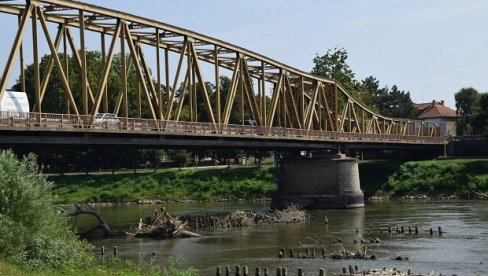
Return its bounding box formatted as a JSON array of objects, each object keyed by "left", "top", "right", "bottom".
[{"left": 76, "top": 201, "right": 488, "bottom": 275}]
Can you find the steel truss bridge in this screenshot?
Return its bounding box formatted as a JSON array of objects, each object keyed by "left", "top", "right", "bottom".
[{"left": 0, "top": 0, "right": 445, "bottom": 150}]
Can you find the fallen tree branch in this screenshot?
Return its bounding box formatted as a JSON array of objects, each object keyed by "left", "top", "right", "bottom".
[
  {"left": 472, "top": 190, "right": 488, "bottom": 199},
  {"left": 67, "top": 208, "right": 118, "bottom": 238}
]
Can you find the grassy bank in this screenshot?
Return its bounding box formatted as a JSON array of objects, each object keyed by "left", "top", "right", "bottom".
[
  {"left": 378, "top": 159, "right": 488, "bottom": 197},
  {"left": 50, "top": 166, "right": 276, "bottom": 204},
  {"left": 0, "top": 258, "right": 196, "bottom": 276},
  {"left": 50, "top": 159, "right": 488, "bottom": 204}
]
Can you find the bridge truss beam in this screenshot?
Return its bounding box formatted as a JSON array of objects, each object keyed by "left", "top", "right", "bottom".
[{"left": 0, "top": 0, "right": 440, "bottom": 142}]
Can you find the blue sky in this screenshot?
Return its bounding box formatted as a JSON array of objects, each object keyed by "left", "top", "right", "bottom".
[{"left": 2, "top": 0, "right": 487, "bottom": 108}]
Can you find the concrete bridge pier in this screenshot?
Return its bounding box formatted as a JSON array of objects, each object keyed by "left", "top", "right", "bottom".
[{"left": 271, "top": 153, "right": 364, "bottom": 209}]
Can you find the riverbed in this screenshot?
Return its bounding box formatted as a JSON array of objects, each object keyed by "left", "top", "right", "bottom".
[{"left": 75, "top": 201, "right": 488, "bottom": 275}]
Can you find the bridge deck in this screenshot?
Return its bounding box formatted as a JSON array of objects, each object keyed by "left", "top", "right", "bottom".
[{"left": 0, "top": 112, "right": 445, "bottom": 149}]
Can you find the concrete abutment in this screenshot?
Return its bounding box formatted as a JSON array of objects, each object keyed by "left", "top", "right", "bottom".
[{"left": 271, "top": 153, "right": 364, "bottom": 209}]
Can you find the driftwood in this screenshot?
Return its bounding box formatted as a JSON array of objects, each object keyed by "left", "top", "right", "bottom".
[
  {"left": 63, "top": 204, "right": 199, "bottom": 239},
  {"left": 182, "top": 204, "right": 307, "bottom": 229},
  {"left": 65, "top": 204, "right": 122, "bottom": 238},
  {"left": 472, "top": 190, "right": 488, "bottom": 199},
  {"left": 127, "top": 207, "right": 201, "bottom": 239}
]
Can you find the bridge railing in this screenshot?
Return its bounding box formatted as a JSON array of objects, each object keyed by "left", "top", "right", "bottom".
[{"left": 0, "top": 111, "right": 446, "bottom": 144}]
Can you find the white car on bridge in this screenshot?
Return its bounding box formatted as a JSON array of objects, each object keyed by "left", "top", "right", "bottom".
[{"left": 94, "top": 113, "right": 120, "bottom": 128}]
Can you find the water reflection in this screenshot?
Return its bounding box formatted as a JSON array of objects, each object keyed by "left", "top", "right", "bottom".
[{"left": 80, "top": 201, "right": 488, "bottom": 275}]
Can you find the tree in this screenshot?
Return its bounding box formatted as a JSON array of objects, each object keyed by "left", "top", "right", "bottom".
[
  {"left": 312, "top": 47, "right": 371, "bottom": 106},
  {"left": 0, "top": 150, "right": 92, "bottom": 268},
  {"left": 455, "top": 87, "right": 480, "bottom": 135},
  {"left": 13, "top": 51, "right": 141, "bottom": 116},
  {"left": 167, "top": 149, "right": 191, "bottom": 167},
  {"left": 471, "top": 93, "right": 488, "bottom": 135},
  {"left": 361, "top": 76, "right": 417, "bottom": 119}
]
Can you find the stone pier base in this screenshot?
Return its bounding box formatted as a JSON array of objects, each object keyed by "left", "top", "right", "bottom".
[{"left": 271, "top": 154, "right": 364, "bottom": 209}]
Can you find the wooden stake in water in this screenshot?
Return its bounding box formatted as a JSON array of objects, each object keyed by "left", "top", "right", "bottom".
[{"left": 113, "top": 246, "right": 117, "bottom": 256}]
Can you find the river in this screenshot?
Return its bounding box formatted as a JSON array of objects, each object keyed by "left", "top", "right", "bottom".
[{"left": 76, "top": 201, "right": 488, "bottom": 275}]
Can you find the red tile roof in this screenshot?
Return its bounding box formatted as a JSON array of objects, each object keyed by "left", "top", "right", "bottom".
[{"left": 417, "top": 103, "right": 458, "bottom": 119}]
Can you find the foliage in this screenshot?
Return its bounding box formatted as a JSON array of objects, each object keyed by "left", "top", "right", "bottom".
[
  {"left": 361, "top": 76, "right": 418, "bottom": 119},
  {"left": 311, "top": 47, "right": 368, "bottom": 105},
  {"left": 50, "top": 166, "right": 276, "bottom": 204},
  {"left": 12, "top": 51, "right": 146, "bottom": 117},
  {"left": 167, "top": 149, "right": 191, "bottom": 168},
  {"left": 382, "top": 159, "right": 488, "bottom": 197},
  {"left": 311, "top": 47, "right": 416, "bottom": 118},
  {"left": 0, "top": 257, "right": 196, "bottom": 276},
  {"left": 0, "top": 150, "right": 92, "bottom": 269},
  {"left": 455, "top": 87, "right": 480, "bottom": 135},
  {"left": 359, "top": 160, "right": 404, "bottom": 197},
  {"left": 471, "top": 93, "right": 488, "bottom": 135}
]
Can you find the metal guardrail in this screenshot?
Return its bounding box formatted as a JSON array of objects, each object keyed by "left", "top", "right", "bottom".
[{"left": 0, "top": 112, "right": 446, "bottom": 145}]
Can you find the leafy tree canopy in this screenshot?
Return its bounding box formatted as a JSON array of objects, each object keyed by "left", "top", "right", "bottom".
[
  {"left": 455, "top": 87, "right": 480, "bottom": 135},
  {"left": 312, "top": 47, "right": 416, "bottom": 118}
]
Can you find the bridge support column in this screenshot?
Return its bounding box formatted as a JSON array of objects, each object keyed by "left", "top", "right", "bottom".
[{"left": 271, "top": 153, "right": 364, "bottom": 209}]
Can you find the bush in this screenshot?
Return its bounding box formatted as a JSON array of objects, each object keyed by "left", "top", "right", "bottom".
[
  {"left": 383, "top": 159, "right": 488, "bottom": 197},
  {"left": 0, "top": 150, "right": 92, "bottom": 269}
]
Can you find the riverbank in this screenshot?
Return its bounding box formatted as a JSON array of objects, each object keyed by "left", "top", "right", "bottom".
[
  {"left": 50, "top": 165, "right": 276, "bottom": 204},
  {"left": 49, "top": 159, "right": 488, "bottom": 204},
  {"left": 374, "top": 158, "right": 488, "bottom": 198}
]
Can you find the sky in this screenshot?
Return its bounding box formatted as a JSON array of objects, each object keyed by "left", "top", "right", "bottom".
[{"left": 1, "top": 0, "right": 487, "bottom": 108}]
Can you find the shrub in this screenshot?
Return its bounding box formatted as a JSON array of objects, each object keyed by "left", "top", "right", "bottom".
[{"left": 0, "top": 150, "right": 92, "bottom": 269}]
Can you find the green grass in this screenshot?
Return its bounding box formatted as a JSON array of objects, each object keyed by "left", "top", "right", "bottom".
[
  {"left": 0, "top": 258, "right": 196, "bottom": 276},
  {"left": 50, "top": 159, "right": 488, "bottom": 203},
  {"left": 380, "top": 159, "right": 488, "bottom": 197},
  {"left": 50, "top": 166, "right": 277, "bottom": 204}
]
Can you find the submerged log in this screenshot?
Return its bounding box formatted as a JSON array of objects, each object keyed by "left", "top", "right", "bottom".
[
  {"left": 67, "top": 205, "right": 119, "bottom": 238},
  {"left": 63, "top": 204, "right": 200, "bottom": 239}
]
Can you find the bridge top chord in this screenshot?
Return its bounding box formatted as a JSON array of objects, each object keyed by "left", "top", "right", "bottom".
[{"left": 0, "top": 0, "right": 444, "bottom": 146}]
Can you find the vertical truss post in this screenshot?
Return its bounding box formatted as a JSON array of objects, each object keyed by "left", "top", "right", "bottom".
[
  {"left": 261, "top": 61, "right": 266, "bottom": 127},
  {"left": 192, "top": 55, "right": 197, "bottom": 122},
  {"left": 156, "top": 28, "right": 162, "bottom": 119},
  {"left": 334, "top": 83, "right": 339, "bottom": 132},
  {"left": 137, "top": 81, "right": 141, "bottom": 118},
  {"left": 187, "top": 41, "right": 193, "bottom": 122},
  {"left": 32, "top": 6, "right": 41, "bottom": 113},
  {"left": 214, "top": 45, "right": 220, "bottom": 125},
  {"left": 300, "top": 77, "right": 305, "bottom": 129},
  {"left": 120, "top": 22, "right": 128, "bottom": 119},
  {"left": 239, "top": 63, "right": 244, "bottom": 124},
  {"left": 0, "top": 4, "right": 32, "bottom": 101},
  {"left": 18, "top": 15, "right": 25, "bottom": 92},
  {"left": 101, "top": 31, "right": 108, "bottom": 113},
  {"left": 79, "top": 10, "right": 88, "bottom": 115},
  {"left": 318, "top": 81, "right": 322, "bottom": 130},
  {"left": 63, "top": 26, "right": 69, "bottom": 114},
  {"left": 281, "top": 71, "right": 287, "bottom": 127},
  {"left": 165, "top": 48, "right": 170, "bottom": 116}
]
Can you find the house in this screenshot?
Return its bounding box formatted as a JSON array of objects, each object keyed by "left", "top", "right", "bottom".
[{"left": 414, "top": 100, "right": 458, "bottom": 137}]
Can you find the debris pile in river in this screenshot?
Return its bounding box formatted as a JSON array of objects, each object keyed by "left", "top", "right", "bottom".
[
  {"left": 183, "top": 204, "right": 307, "bottom": 228},
  {"left": 278, "top": 246, "right": 376, "bottom": 260},
  {"left": 128, "top": 207, "right": 200, "bottom": 238}
]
